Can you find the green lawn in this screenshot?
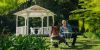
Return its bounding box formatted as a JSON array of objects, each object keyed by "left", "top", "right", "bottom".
[{"left": 45, "top": 36, "right": 100, "bottom": 50}]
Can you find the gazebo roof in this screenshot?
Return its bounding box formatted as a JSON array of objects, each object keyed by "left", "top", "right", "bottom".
[{"left": 14, "top": 5, "right": 55, "bottom": 17}]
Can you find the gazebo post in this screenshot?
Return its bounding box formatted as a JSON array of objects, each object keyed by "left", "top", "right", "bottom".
[
  {"left": 41, "top": 17, "right": 44, "bottom": 34},
  {"left": 47, "top": 16, "right": 49, "bottom": 32},
  {"left": 27, "top": 12, "right": 29, "bottom": 35},
  {"left": 16, "top": 15, "right": 18, "bottom": 35},
  {"left": 52, "top": 15, "right": 55, "bottom": 26},
  {"left": 25, "top": 16, "right": 27, "bottom": 35}
]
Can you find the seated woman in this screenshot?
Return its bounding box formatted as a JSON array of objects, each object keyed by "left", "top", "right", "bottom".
[
  {"left": 60, "top": 20, "right": 72, "bottom": 37},
  {"left": 60, "top": 20, "right": 77, "bottom": 47},
  {"left": 60, "top": 20, "right": 70, "bottom": 46}
]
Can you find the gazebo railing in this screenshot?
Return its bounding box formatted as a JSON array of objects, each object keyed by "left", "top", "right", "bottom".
[
  {"left": 30, "top": 26, "right": 52, "bottom": 35},
  {"left": 16, "top": 26, "right": 26, "bottom": 36}
]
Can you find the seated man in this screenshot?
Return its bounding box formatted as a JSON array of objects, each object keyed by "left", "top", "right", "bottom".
[
  {"left": 71, "top": 26, "right": 78, "bottom": 47},
  {"left": 50, "top": 21, "right": 60, "bottom": 47},
  {"left": 50, "top": 21, "right": 59, "bottom": 41}
]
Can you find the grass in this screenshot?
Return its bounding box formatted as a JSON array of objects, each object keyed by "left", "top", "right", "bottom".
[{"left": 45, "top": 36, "right": 100, "bottom": 50}]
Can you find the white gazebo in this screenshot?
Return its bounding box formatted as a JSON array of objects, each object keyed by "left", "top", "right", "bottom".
[{"left": 14, "top": 5, "right": 55, "bottom": 36}]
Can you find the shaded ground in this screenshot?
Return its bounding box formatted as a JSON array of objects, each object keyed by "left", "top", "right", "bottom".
[{"left": 45, "top": 36, "right": 100, "bottom": 50}]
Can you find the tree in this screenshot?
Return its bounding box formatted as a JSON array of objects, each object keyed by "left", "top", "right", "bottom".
[
  {"left": 0, "top": 0, "right": 26, "bottom": 15},
  {"left": 70, "top": 0, "right": 100, "bottom": 39},
  {"left": 0, "top": 15, "right": 16, "bottom": 34}
]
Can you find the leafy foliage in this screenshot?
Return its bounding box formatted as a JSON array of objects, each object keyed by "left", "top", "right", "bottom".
[
  {"left": 0, "top": 0, "right": 26, "bottom": 15},
  {"left": 0, "top": 35, "right": 49, "bottom": 50},
  {"left": 0, "top": 15, "right": 16, "bottom": 34},
  {"left": 70, "top": 0, "right": 100, "bottom": 39}
]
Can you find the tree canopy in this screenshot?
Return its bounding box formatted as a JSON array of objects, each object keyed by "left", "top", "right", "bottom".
[
  {"left": 0, "top": 0, "right": 26, "bottom": 15},
  {"left": 70, "top": 0, "right": 100, "bottom": 39},
  {"left": 0, "top": 0, "right": 78, "bottom": 16}
]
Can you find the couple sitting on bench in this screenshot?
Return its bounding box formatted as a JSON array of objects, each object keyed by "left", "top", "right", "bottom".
[{"left": 50, "top": 20, "right": 77, "bottom": 47}]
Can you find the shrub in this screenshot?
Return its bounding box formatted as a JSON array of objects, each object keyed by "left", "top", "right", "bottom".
[
  {"left": 0, "top": 35, "right": 49, "bottom": 50},
  {"left": 84, "top": 30, "right": 100, "bottom": 39},
  {"left": 84, "top": 32, "right": 94, "bottom": 39}
]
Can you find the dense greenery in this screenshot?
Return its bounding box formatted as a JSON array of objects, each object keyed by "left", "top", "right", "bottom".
[
  {"left": 0, "top": 0, "right": 78, "bottom": 34},
  {"left": 0, "top": 35, "right": 100, "bottom": 50},
  {"left": 0, "top": 0, "right": 100, "bottom": 39},
  {"left": 0, "top": 0, "right": 78, "bottom": 16},
  {"left": 0, "top": 0, "right": 26, "bottom": 15},
  {"left": 0, "top": 35, "right": 49, "bottom": 50},
  {"left": 70, "top": 0, "right": 100, "bottom": 39},
  {"left": 0, "top": 0, "right": 100, "bottom": 50},
  {"left": 0, "top": 15, "right": 16, "bottom": 34}
]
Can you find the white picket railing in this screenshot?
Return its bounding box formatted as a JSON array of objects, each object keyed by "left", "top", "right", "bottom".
[
  {"left": 30, "top": 27, "right": 52, "bottom": 35},
  {"left": 16, "top": 26, "right": 26, "bottom": 36},
  {"left": 16, "top": 26, "right": 52, "bottom": 36}
]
